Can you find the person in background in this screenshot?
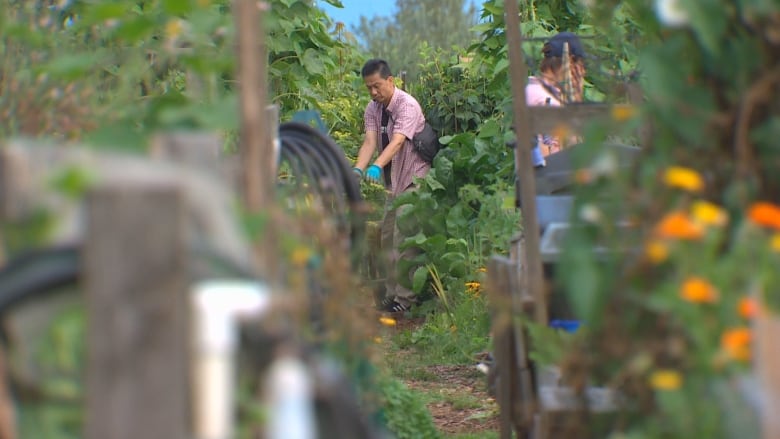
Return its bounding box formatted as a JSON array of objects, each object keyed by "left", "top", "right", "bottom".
[
  {"left": 526, "top": 32, "right": 587, "bottom": 166},
  {"left": 352, "top": 59, "right": 430, "bottom": 313}
]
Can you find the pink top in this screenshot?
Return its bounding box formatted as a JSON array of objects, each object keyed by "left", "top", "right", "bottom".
[
  {"left": 526, "top": 76, "right": 563, "bottom": 155},
  {"left": 364, "top": 88, "right": 429, "bottom": 196}
]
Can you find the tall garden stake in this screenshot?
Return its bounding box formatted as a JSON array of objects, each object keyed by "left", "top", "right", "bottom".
[{"left": 503, "top": 0, "right": 547, "bottom": 325}]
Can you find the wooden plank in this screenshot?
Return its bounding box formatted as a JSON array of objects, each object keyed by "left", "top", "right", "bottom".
[
  {"left": 487, "top": 256, "right": 538, "bottom": 438},
  {"left": 504, "top": 0, "right": 547, "bottom": 326},
  {"left": 526, "top": 105, "right": 633, "bottom": 134},
  {"left": 756, "top": 313, "right": 780, "bottom": 439},
  {"left": 538, "top": 385, "right": 622, "bottom": 413},
  {"left": 487, "top": 257, "right": 518, "bottom": 439},
  {"left": 0, "top": 348, "right": 17, "bottom": 439},
  {"left": 0, "top": 147, "right": 31, "bottom": 223},
  {"left": 84, "top": 183, "right": 189, "bottom": 439},
  {"left": 149, "top": 132, "right": 223, "bottom": 173}
]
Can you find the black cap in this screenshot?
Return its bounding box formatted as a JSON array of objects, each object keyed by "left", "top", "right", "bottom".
[{"left": 543, "top": 32, "right": 586, "bottom": 58}]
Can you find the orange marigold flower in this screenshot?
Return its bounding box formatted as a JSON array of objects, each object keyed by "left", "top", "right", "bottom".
[
  {"left": 649, "top": 369, "right": 682, "bottom": 391},
  {"left": 680, "top": 276, "right": 719, "bottom": 303},
  {"left": 654, "top": 211, "right": 705, "bottom": 240},
  {"left": 552, "top": 123, "right": 572, "bottom": 141},
  {"left": 663, "top": 166, "right": 704, "bottom": 193},
  {"left": 644, "top": 240, "right": 669, "bottom": 264},
  {"left": 691, "top": 200, "right": 728, "bottom": 227},
  {"left": 738, "top": 297, "right": 760, "bottom": 319},
  {"left": 748, "top": 202, "right": 780, "bottom": 230},
  {"left": 574, "top": 168, "right": 593, "bottom": 184},
  {"left": 721, "top": 327, "right": 752, "bottom": 362},
  {"left": 611, "top": 105, "right": 637, "bottom": 122},
  {"left": 379, "top": 317, "right": 397, "bottom": 327}
]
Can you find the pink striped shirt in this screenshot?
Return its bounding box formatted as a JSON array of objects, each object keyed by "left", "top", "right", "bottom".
[{"left": 364, "top": 88, "right": 430, "bottom": 196}]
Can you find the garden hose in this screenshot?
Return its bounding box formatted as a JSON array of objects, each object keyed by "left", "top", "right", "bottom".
[{"left": 278, "top": 121, "right": 367, "bottom": 262}]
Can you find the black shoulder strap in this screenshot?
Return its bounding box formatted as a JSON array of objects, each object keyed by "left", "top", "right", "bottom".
[{"left": 380, "top": 107, "right": 392, "bottom": 187}]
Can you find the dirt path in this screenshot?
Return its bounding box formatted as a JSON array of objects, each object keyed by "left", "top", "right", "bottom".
[
  {"left": 385, "top": 317, "right": 500, "bottom": 437},
  {"left": 404, "top": 364, "right": 499, "bottom": 436}
]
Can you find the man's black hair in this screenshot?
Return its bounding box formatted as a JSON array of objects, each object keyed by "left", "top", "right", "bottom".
[{"left": 361, "top": 59, "right": 392, "bottom": 79}]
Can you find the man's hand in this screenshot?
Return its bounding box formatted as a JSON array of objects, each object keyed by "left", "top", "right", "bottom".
[
  {"left": 352, "top": 167, "right": 363, "bottom": 177},
  {"left": 366, "top": 164, "right": 382, "bottom": 182}
]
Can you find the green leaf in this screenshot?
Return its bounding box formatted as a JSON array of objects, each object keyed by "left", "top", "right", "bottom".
[
  {"left": 426, "top": 177, "right": 445, "bottom": 192},
  {"left": 478, "top": 119, "right": 501, "bottom": 139},
  {"left": 163, "top": 0, "right": 193, "bottom": 15},
  {"left": 40, "top": 53, "right": 100, "bottom": 80},
  {"left": 82, "top": 2, "right": 128, "bottom": 23},
  {"left": 439, "top": 135, "right": 455, "bottom": 145},
  {"left": 114, "top": 16, "right": 156, "bottom": 41},
  {"left": 412, "top": 266, "right": 428, "bottom": 293}
]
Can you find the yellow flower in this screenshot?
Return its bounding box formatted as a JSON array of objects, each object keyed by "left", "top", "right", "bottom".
[
  {"left": 165, "top": 19, "right": 184, "bottom": 39},
  {"left": 663, "top": 166, "right": 704, "bottom": 193},
  {"left": 465, "top": 282, "right": 481, "bottom": 295},
  {"left": 379, "top": 317, "right": 397, "bottom": 327},
  {"left": 649, "top": 369, "right": 682, "bottom": 391},
  {"left": 691, "top": 200, "right": 728, "bottom": 227},
  {"left": 611, "top": 105, "right": 636, "bottom": 122},
  {"left": 644, "top": 240, "right": 669, "bottom": 264},
  {"left": 290, "top": 247, "right": 312, "bottom": 266},
  {"left": 654, "top": 211, "right": 705, "bottom": 240},
  {"left": 772, "top": 234, "right": 780, "bottom": 253},
  {"left": 721, "top": 327, "right": 751, "bottom": 362},
  {"left": 680, "top": 276, "right": 719, "bottom": 303},
  {"left": 373, "top": 336, "right": 383, "bottom": 344},
  {"left": 477, "top": 267, "right": 487, "bottom": 273}
]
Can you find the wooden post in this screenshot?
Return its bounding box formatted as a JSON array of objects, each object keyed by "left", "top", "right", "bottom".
[
  {"left": 235, "top": 0, "right": 272, "bottom": 211},
  {"left": 235, "top": 0, "right": 280, "bottom": 283},
  {"left": 756, "top": 314, "right": 780, "bottom": 439},
  {"left": 487, "top": 257, "right": 517, "bottom": 439},
  {"left": 0, "top": 349, "right": 16, "bottom": 439},
  {"left": 84, "top": 183, "right": 189, "bottom": 439},
  {"left": 503, "top": 0, "right": 547, "bottom": 324}
]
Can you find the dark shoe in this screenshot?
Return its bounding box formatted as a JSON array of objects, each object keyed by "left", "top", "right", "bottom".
[{"left": 379, "top": 297, "right": 411, "bottom": 313}]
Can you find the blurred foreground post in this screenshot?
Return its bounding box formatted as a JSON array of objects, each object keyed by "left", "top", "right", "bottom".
[
  {"left": 756, "top": 314, "right": 780, "bottom": 439},
  {"left": 84, "top": 183, "right": 189, "bottom": 439}
]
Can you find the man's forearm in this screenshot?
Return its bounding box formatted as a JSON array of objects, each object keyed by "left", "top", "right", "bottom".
[
  {"left": 373, "top": 140, "right": 403, "bottom": 168},
  {"left": 354, "top": 143, "right": 375, "bottom": 170}
]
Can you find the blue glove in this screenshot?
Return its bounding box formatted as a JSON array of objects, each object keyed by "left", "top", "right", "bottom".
[
  {"left": 366, "top": 164, "right": 382, "bottom": 182},
  {"left": 532, "top": 145, "right": 546, "bottom": 168},
  {"left": 352, "top": 167, "right": 363, "bottom": 177}
]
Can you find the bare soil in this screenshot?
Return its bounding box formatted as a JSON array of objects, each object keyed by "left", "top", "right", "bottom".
[
  {"left": 384, "top": 316, "right": 500, "bottom": 437},
  {"left": 404, "top": 364, "right": 499, "bottom": 436}
]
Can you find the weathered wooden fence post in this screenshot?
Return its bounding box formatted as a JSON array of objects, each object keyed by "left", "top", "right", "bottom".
[
  {"left": 503, "top": 0, "right": 547, "bottom": 326},
  {"left": 84, "top": 182, "right": 190, "bottom": 439},
  {"left": 756, "top": 314, "right": 780, "bottom": 439}
]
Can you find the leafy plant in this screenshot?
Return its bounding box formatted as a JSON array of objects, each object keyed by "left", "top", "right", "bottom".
[{"left": 377, "top": 376, "right": 442, "bottom": 439}]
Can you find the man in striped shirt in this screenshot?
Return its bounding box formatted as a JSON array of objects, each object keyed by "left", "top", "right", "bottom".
[{"left": 353, "top": 59, "right": 430, "bottom": 313}]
